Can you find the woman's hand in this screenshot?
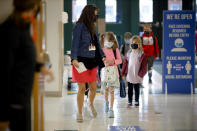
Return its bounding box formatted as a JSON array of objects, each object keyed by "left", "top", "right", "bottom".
[
  {"left": 102, "top": 57, "right": 106, "bottom": 63},
  {"left": 40, "top": 66, "right": 54, "bottom": 82},
  {"left": 72, "top": 59, "right": 79, "bottom": 68}
]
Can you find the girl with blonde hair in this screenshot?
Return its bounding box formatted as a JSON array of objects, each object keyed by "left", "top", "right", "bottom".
[
  {"left": 101, "top": 32, "right": 122, "bottom": 118},
  {"left": 122, "top": 35, "right": 148, "bottom": 108}
]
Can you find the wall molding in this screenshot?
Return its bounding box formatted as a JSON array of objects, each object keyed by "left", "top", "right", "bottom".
[{"left": 45, "top": 91, "right": 62, "bottom": 97}]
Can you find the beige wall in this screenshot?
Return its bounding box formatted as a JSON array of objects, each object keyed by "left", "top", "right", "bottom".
[
  {"left": 45, "top": 0, "right": 64, "bottom": 96},
  {"left": 0, "top": 0, "right": 13, "bottom": 24}
]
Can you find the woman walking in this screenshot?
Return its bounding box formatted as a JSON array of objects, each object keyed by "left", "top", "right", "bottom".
[{"left": 71, "top": 5, "right": 105, "bottom": 122}]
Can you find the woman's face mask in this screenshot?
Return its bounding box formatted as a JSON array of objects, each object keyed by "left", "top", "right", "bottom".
[
  {"left": 22, "top": 6, "right": 40, "bottom": 23},
  {"left": 104, "top": 42, "right": 114, "bottom": 48}
]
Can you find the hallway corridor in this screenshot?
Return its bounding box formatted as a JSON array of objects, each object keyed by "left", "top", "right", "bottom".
[{"left": 44, "top": 67, "right": 197, "bottom": 131}]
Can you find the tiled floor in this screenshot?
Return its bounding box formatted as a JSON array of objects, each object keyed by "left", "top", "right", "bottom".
[{"left": 44, "top": 66, "right": 197, "bottom": 131}]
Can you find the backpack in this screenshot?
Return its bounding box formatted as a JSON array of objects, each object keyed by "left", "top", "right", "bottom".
[
  {"left": 152, "top": 34, "right": 158, "bottom": 57},
  {"left": 121, "top": 44, "right": 126, "bottom": 56},
  {"left": 113, "top": 49, "right": 126, "bottom": 98},
  {"left": 141, "top": 34, "right": 158, "bottom": 57}
]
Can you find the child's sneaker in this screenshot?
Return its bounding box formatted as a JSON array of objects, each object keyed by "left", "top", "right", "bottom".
[
  {"left": 127, "top": 102, "right": 132, "bottom": 108},
  {"left": 108, "top": 109, "right": 114, "bottom": 118},
  {"left": 76, "top": 113, "right": 83, "bottom": 123},
  {"left": 149, "top": 78, "right": 152, "bottom": 84},
  {"left": 104, "top": 101, "right": 109, "bottom": 113},
  {"left": 135, "top": 101, "right": 139, "bottom": 107}
]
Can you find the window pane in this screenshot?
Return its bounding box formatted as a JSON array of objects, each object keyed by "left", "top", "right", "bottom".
[
  {"left": 168, "top": 0, "right": 182, "bottom": 10},
  {"left": 196, "top": 0, "right": 197, "bottom": 21},
  {"left": 139, "top": 0, "right": 153, "bottom": 23},
  {"left": 105, "top": 0, "right": 117, "bottom": 23},
  {"left": 72, "top": 0, "right": 87, "bottom": 23}
]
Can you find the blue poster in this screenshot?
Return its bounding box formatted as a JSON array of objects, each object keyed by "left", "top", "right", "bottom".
[{"left": 163, "top": 11, "right": 195, "bottom": 94}]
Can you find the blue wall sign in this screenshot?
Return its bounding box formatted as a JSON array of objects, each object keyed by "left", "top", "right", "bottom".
[{"left": 163, "top": 11, "right": 195, "bottom": 94}]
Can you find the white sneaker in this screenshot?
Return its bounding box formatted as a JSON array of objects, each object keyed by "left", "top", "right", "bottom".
[
  {"left": 108, "top": 109, "right": 114, "bottom": 118},
  {"left": 87, "top": 104, "right": 97, "bottom": 117},
  {"left": 104, "top": 101, "right": 109, "bottom": 113},
  {"left": 76, "top": 113, "right": 83, "bottom": 123}
]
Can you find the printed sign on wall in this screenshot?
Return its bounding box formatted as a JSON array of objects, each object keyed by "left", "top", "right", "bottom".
[{"left": 163, "top": 11, "right": 195, "bottom": 93}]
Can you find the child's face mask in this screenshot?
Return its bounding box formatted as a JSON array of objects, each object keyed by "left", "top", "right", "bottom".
[
  {"left": 104, "top": 42, "right": 114, "bottom": 48},
  {"left": 144, "top": 31, "right": 150, "bottom": 35},
  {"left": 124, "top": 39, "right": 130, "bottom": 44},
  {"left": 144, "top": 28, "right": 152, "bottom": 35},
  {"left": 131, "top": 43, "right": 138, "bottom": 50}
]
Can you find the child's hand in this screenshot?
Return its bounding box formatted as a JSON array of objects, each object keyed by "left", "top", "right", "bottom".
[
  {"left": 108, "top": 60, "right": 115, "bottom": 65},
  {"left": 138, "top": 76, "right": 143, "bottom": 81},
  {"left": 105, "top": 59, "right": 114, "bottom": 66}
]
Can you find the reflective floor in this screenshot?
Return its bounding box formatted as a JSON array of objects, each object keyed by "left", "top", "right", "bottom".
[{"left": 45, "top": 66, "right": 197, "bottom": 131}]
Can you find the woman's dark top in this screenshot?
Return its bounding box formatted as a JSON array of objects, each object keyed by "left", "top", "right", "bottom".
[
  {"left": 0, "top": 17, "right": 42, "bottom": 116},
  {"left": 71, "top": 22, "right": 105, "bottom": 60}
]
